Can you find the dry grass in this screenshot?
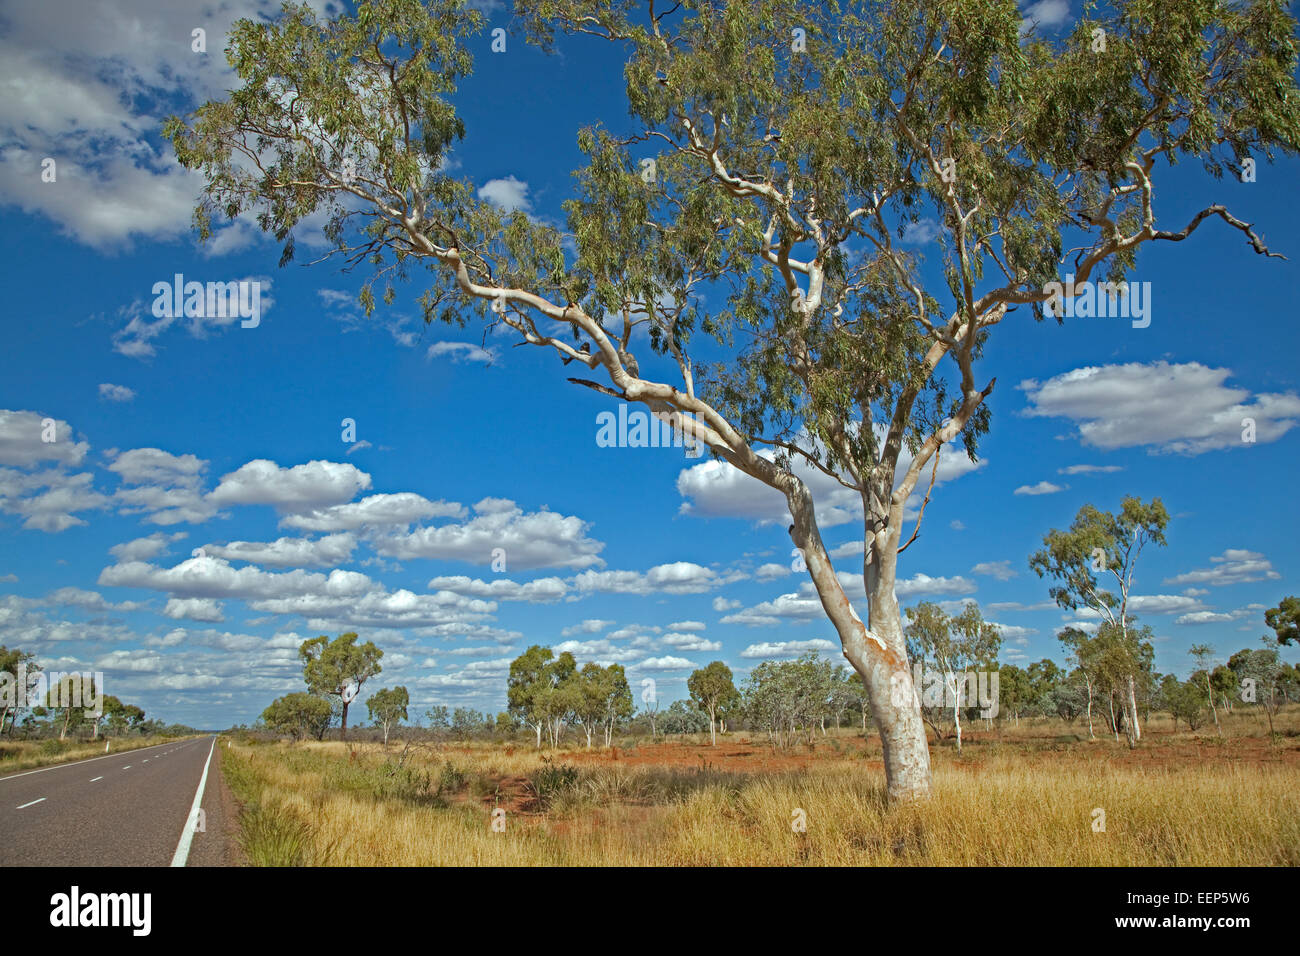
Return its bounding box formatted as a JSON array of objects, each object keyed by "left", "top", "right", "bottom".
[
  {"left": 219, "top": 708, "right": 1300, "bottom": 866},
  {"left": 0, "top": 735, "right": 191, "bottom": 775}
]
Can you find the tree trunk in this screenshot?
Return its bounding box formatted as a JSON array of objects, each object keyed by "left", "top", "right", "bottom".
[
  {"left": 787, "top": 482, "right": 931, "bottom": 801},
  {"left": 1085, "top": 674, "right": 1095, "bottom": 739},
  {"left": 1206, "top": 673, "right": 1221, "bottom": 736},
  {"left": 1127, "top": 676, "right": 1141, "bottom": 744},
  {"left": 947, "top": 671, "right": 962, "bottom": 753},
  {"left": 340, "top": 700, "right": 349, "bottom": 741}
]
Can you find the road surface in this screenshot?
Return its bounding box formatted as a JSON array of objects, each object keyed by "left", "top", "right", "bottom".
[{"left": 0, "top": 736, "right": 235, "bottom": 866}]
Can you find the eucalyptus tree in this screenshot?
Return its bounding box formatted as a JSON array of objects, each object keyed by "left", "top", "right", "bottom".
[
  {"left": 1188, "top": 643, "right": 1222, "bottom": 735},
  {"left": 687, "top": 660, "right": 741, "bottom": 744},
  {"left": 366, "top": 685, "right": 410, "bottom": 744},
  {"left": 167, "top": 0, "right": 1300, "bottom": 800},
  {"left": 904, "top": 600, "right": 1000, "bottom": 750},
  {"left": 1030, "top": 497, "right": 1169, "bottom": 744},
  {"left": 299, "top": 632, "right": 385, "bottom": 739}
]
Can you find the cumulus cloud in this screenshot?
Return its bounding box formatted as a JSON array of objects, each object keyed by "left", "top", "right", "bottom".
[
  {"left": 210, "top": 459, "right": 372, "bottom": 511},
  {"left": 1014, "top": 481, "right": 1066, "bottom": 496},
  {"left": 1019, "top": 362, "right": 1300, "bottom": 455},
  {"left": 574, "top": 562, "right": 731, "bottom": 596},
  {"left": 204, "top": 534, "right": 358, "bottom": 569},
  {"left": 376, "top": 498, "right": 604, "bottom": 570},
  {"left": 425, "top": 575, "right": 569, "bottom": 603},
  {"left": 477, "top": 176, "right": 531, "bottom": 213},
  {"left": 0, "top": 411, "right": 88, "bottom": 467},
  {"left": 971, "top": 560, "right": 1019, "bottom": 581},
  {"left": 98, "top": 383, "right": 136, "bottom": 403},
  {"left": 740, "top": 639, "right": 838, "bottom": 659},
  {"left": 1163, "top": 550, "right": 1281, "bottom": 588},
  {"left": 280, "top": 493, "right": 464, "bottom": 533},
  {"left": 162, "top": 597, "right": 225, "bottom": 622}
]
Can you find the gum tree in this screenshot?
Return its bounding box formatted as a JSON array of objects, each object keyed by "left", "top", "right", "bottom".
[
  {"left": 299, "top": 632, "right": 385, "bottom": 739},
  {"left": 167, "top": 0, "right": 1300, "bottom": 800},
  {"left": 1030, "top": 496, "right": 1169, "bottom": 745},
  {"left": 687, "top": 660, "right": 740, "bottom": 744}
]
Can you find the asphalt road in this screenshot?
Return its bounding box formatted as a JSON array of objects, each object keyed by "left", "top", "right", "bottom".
[{"left": 0, "top": 736, "right": 234, "bottom": 866}]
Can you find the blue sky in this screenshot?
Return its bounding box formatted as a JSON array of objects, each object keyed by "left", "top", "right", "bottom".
[{"left": 0, "top": 0, "right": 1296, "bottom": 729}]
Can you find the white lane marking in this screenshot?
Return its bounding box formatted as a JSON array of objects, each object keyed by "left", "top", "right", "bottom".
[
  {"left": 0, "top": 738, "right": 188, "bottom": 783},
  {"left": 122, "top": 765, "right": 131, "bottom": 770},
  {"left": 17, "top": 798, "right": 46, "bottom": 809},
  {"left": 170, "top": 737, "right": 217, "bottom": 868},
  {"left": 90, "top": 776, "right": 103, "bottom": 782},
  {"left": 143, "top": 759, "right": 149, "bottom": 763}
]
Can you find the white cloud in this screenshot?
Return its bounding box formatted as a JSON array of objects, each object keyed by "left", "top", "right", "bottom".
[
  {"left": 204, "top": 534, "right": 357, "bottom": 569},
  {"left": 1058, "top": 464, "right": 1123, "bottom": 475},
  {"left": 428, "top": 342, "right": 497, "bottom": 364},
  {"left": 755, "top": 562, "right": 791, "bottom": 580},
  {"left": 634, "top": 656, "right": 695, "bottom": 671},
  {"left": 575, "top": 562, "right": 730, "bottom": 596},
  {"left": 895, "top": 573, "right": 977, "bottom": 598},
  {"left": 661, "top": 632, "right": 721, "bottom": 653},
  {"left": 1014, "top": 481, "right": 1066, "bottom": 496},
  {"left": 1019, "top": 362, "right": 1300, "bottom": 455},
  {"left": 739, "top": 639, "right": 838, "bottom": 659},
  {"left": 560, "top": 618, "right": 614, "bottom": 637},
  {"left": 0, "top": 0, "right": 279, "bottom": 252},
  {"left": 477, "top": 176, "right": 531, "bottom": 213},
  {"left": 971, "top": 560, "right": 1019, "bottom": 581},
  {"left": 0, "top": 410, "right": 89, "bottom": 467},
  {"left": 1019, "top": 0, "right": 1071, "bottom": 36},
  {"left": 108, "top": 531, "right": 188, "bottom": 562},
  {"left": 163, "top": 597, "right": 225, "bottom": 622},
  {"left": 426, "top": 575, "right": 568, "bottom": 603},
  {"left": 376, "top": 497, "right": 604, "bottom": 570},
  {"left": 0, "top": 467, "right": 110, "bottom": 531},
  {"left": 209, "top": 459, "right": 372, "bottom": 511},
  {"left": 1163, "top": 549, "right": 1281, "bottom": 588},
  {"left": 712, "top": 596, "right": 740, "bottom": 612},
  {"left": 98, "top": 383, "right": 136, "bottom": 403},
  {"left": 280, "top": 493, "right": 464, "bottom": 532}
]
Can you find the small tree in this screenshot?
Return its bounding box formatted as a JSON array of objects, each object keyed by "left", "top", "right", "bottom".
[
  {"left": 904, "top": 601, "right": 1001, "bottom": 751},
  {"left": 1188, "top": 644, "right": 1222, "bottom": 735},
  {"left": 367, "top": 686, "right": 409, "bottom": 745},
  {"left": 425, "top": 704, "right": 451, "bottom": 740},
  {"left": 299, "top": 632, "right": 384, "bottom": 740},
  {"left": 263, "top": 693, "right": 333, "bottom": 741},
  {"left": 45, "top": 674, "right": 97, "bottom": 740},
  {"left": 687, "top": 661, "right": 741, "bottom": 745},
  {"left": 0, "top": 646, "right": 40, "bottom": 737},
  {"left": 507, "top": 645, "right": 579, "bottom": 748},
  {"left": 1030, "top": 497, "right": 1169, "bottom": 745}
]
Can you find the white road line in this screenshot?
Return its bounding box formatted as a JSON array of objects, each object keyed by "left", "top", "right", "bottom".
[
  {"left": 143, "top": 759, "right": 149, "bottom": 763},
  {"left": 90, "top": 776, "right": 103, "bottom": 782},
  {"left": 122, "top": 766, "right": 131, "bottom": 770},
  {"left": 17, "top": 798, "right": 46, "bottom": 809},
  {"left": 170, "top": 737, "right": 216, "bottom": 868},
  {"left": 0, "top": 738, "right": 186, "bottom": 783}
]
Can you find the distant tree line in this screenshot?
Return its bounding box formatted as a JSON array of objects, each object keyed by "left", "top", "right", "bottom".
[{"left": 0, "top": 645, "right": 193, "bottom": 740}]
